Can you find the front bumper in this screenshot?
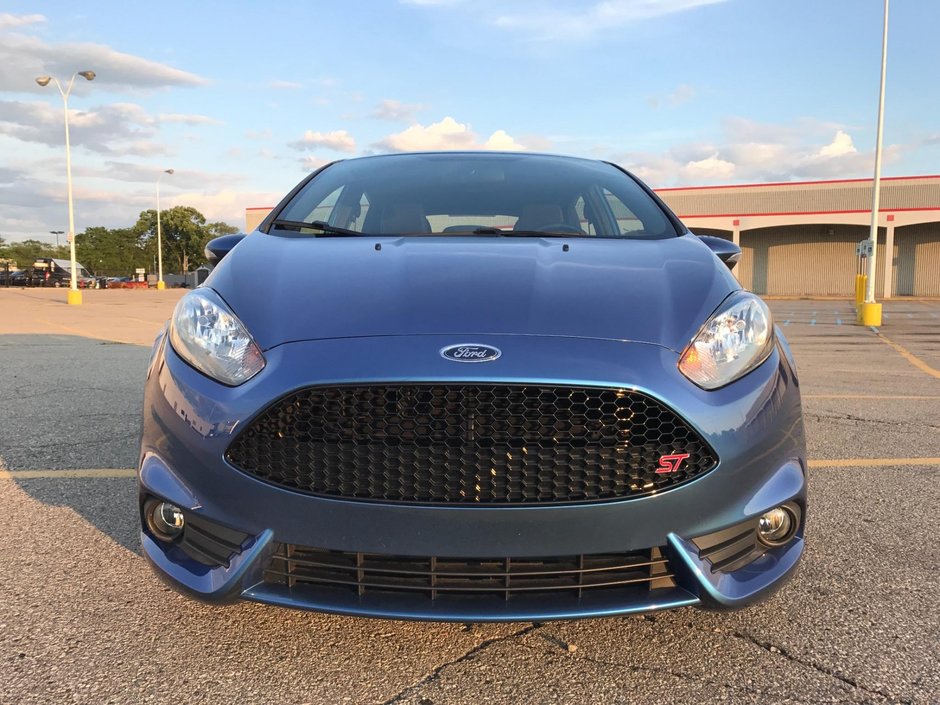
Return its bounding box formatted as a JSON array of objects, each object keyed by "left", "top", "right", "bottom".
[{"left": 139, "top": 332, "right": 806, "bottom": 621}]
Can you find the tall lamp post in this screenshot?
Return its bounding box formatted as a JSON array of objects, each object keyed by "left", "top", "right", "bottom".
[
  {"left": 861, "top": 0, "right": 889, "bottom": 327},
  {"left": 156, "top": 168, "right": 174, "bottom": 290},
  {"left": 50, "top": 230, "right": 64, "bottom": 249},
  {"left": 36, "top": 70, "right": 96, "bottom": 306}
]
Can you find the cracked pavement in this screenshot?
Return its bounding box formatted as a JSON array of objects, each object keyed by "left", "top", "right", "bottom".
[{"left": 0, "top": 292, "right": 938, "bottom": 704}]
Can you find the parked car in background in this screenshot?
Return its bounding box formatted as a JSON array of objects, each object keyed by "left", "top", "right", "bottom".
[
  {"left": 30, "top": 258, "right": 97, "bottom": 288},
  {"left": 1, "top": 269, "right": 23, "bottom": 286},
  {"left": 9, "top": 270, "right": 35, "bottom": 287}
]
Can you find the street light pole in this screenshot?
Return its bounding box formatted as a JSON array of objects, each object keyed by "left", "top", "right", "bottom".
[
  {"left": 50, "top": 230, "right": 64, "bottom": 249},
  {"left": 36, "top": 70, "right": 96, "bottom": 306},
  {"left": 861, "top": 0, "right": 889, "bottom": 327},
  {"left": 156, "top": 168, "right": 174, "bottom": 290}
]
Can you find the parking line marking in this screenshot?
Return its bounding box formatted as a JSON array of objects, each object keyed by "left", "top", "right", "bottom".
[
  {"left": 871, "top": 329, "right": 940, "bottom": 380},
  {"left": 0, "top": 468, "right": 137, "bottom": 480},
  {"left": 37, "top": 319, "right": 143, "bottom": 347},
  {"left": 809, "top": 458, "right": 940, "bottom": 468}
]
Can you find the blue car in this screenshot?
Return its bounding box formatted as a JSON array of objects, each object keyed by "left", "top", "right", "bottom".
[{"left": 139, "top": 152, "right": 806, "bottom": 622}]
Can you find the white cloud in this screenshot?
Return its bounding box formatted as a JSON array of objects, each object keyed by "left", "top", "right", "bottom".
[
  {"left": 300, "top": 155, "right": 330, "bottom": 172},
  {"left": 289, "top": 129, "right": 356, "bottom": 153},
  {"left": 482, "top": 130, "right": 525, "bottom": 151},
  {"left": 0, "top": 100, "right": 171, "bottom": 156},
  {"left": 377, "top": 117, "right": 477, "bottom": 151},
  {"left": 0, "top": 30, "right": 207, "bottom": 93},
  {"left": 70, "top": 161, "right": 246, "bottom": 189},
  {"left": 170, "top": 189, "right": 285, "bottom": 228},
  {"left": 376, "top": 116, "right": 528, "bottom": 152},
  {"left": 156, "top": 113, "right": 223, "bottom": 126},
  {"left": 817, "top": 129, "right": 856, "bottom": 157},
  {"left": 493, "top": 0, "right": 728, "bottom": 41},
  {"left": 613, "top": 119, "right": 900, "bottom": 187},
  {"left": 679, "top": 153, "right": 735, "bottom": 181},
  {"left": 0, "top": 13, "right": 45, "bottom": 30},
  {"left": 371, "top": 99, "right": 425, "bottom": 123}
]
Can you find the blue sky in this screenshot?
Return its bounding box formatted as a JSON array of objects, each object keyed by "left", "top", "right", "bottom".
[{"left": 1, "top": 0, "right": 938, "bottom": 241}]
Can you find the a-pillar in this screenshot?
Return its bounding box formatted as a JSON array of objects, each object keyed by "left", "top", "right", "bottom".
[{"left": 882, "top": 215, "right": 895, "bottom": 299}]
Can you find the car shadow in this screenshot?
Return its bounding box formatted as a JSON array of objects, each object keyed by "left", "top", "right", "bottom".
[{"left": 0, "top": 334, "right": 148, "bottom": 552}]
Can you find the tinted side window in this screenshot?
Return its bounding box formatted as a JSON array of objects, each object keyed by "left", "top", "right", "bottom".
[{"left": 604, "top": 188, "right": 645, "bottom": 236}]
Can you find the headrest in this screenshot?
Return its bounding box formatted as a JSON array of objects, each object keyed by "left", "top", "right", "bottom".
[{"left": 380, "top": 204, "right": 431, "bottom": 234}]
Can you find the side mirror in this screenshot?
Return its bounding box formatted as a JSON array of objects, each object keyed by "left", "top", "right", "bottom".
[
  {"left": 696, "top": 234, "right": 741, "bottom": 270},
  {"left": 204, "top": 233, "right": 247, "bottom": 266}
]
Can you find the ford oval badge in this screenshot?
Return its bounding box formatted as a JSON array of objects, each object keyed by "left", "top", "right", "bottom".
[{"left": 440, "top": 344, "right": 502, "bottom": 363}]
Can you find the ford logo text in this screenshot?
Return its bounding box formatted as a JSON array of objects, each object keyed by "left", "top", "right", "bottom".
[{"left": 440, "top": 344, "right": 502, "bottom": 363}]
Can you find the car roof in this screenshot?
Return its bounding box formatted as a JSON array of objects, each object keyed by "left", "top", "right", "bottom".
[{"left": 330, "top": 151, "right": 610, "bottom": 167}]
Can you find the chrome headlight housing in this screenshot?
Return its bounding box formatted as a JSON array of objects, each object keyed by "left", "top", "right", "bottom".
[
  {"left": 679, "top": 292, "right": 774, "bottom": 390},
  {"left": 169, "top": 288, "right": 265, "bottom": 386}
]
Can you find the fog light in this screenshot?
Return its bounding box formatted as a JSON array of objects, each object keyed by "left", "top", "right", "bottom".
[
  {"left": 145, "top": 499, "right": 185, "bottom": 542},
  {"left": 757, "top": 506, "right": 796, "bottom": 547}
]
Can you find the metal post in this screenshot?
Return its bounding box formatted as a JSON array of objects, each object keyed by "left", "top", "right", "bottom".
[
  {"left": 60, "top": 76, "right": 81, "bottom": 303},
  {"left": 36, "top": 70, "right": 95, "bottom": 305},
  {"left": 155, "top": 169, "right": 173, "bottom": 291},
  {"left": 156, "top": 177, "right": 164, "bottom": 290},
  {"left": 861, "top": 0, "right": 889, "bottom": 326}
]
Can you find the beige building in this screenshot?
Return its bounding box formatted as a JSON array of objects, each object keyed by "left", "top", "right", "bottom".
[
  {"left": 246, "top": 174, "right": 940, "bottom": 297},
  {"left": 658, "top": 175, "right": 940, "bottom": 298}
]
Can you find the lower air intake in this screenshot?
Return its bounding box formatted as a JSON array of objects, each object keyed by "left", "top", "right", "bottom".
[{"left": 264, "top": 544, "right": 676, "bottom": 601}]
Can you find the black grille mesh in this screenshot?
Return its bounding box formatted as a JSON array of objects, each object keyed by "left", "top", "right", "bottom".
[
  {"left": 264, "top": 544, "right": 676, "bottom": 600},
  {"left": 225, "top": 384, "right": 717, "bottom": 504}
]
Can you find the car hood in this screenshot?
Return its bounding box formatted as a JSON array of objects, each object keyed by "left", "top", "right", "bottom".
[{"left": 207, "top": 233, "right": 740, "bottom": 353}]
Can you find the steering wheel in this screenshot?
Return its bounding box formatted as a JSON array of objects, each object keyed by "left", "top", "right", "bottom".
[{"left": 535, "top": 223, "right": 585, "bottom": 234}]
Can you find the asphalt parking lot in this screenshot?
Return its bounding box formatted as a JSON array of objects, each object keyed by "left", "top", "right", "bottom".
[{"left": 1, "top": 289, "right": 938, "bottom": 705}]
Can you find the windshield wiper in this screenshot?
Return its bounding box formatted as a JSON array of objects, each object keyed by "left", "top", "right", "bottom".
[
  {"left": 473, "top": 227, "right": 586, "bottom": 238},
  {"left": 270, "top": 219, "right": 363, "bottom": 237}
]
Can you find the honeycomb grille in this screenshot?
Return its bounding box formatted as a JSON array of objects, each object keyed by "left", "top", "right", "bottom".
[{"left": 225, "top": 384, "right": 718, "bottom": 504}]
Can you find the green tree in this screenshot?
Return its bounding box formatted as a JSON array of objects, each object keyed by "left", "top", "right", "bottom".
[
  {"left": 0, "top": 239, "right": 60, "bottom": 269},
  {"left": 135, "top": 206, "right": 217, "bottom": 273},
  {"left": 75, "top": 226, "right": 149, "bottom": 276}
]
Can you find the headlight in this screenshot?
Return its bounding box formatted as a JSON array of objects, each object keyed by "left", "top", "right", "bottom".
[
  {"left": 678, "top": 292, "right": 774, "bottom": 390},
  {"left": 169, "top": 288, "right": 265, "bottom": 386}
]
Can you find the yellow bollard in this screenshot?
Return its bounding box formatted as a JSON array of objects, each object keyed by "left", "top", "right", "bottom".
[
  {"left": 156, "top": 280, "right": 166, "bottom": 290},
  {"left": 855, "top": 274, "right": 866, "bottom": 322},
  {"left": 67, "top": 289, "right": 83, "bottom": 306},
  {"left": 854, "top": 274, "right": 866, "bottom": 308},
  {"left": 859, "top": 302, "right": 882, "bottom": 327}
]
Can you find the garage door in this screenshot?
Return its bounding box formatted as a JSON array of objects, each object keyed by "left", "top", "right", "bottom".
[
  {"left": 738, "top": 225, "right": 886, "bottom": 296},
  {"left": 893, "top": 223, "right": 940, "bottom": 297}
]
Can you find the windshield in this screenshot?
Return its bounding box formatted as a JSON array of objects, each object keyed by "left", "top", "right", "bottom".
[{"left": 270, "top": 153, "right": 678, "bottom": 239}]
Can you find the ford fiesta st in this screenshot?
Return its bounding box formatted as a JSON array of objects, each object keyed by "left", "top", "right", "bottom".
[{"left": 139, "top": 152, "right": 806, "bottom": 622}]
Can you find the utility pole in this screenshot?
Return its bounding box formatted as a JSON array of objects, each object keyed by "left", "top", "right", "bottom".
[
  {"left": 860, "top": 0, "right": 888, "bottom": 327},
  {"left": 35, "top": 70, "right": 96, "bottom": 305}
]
